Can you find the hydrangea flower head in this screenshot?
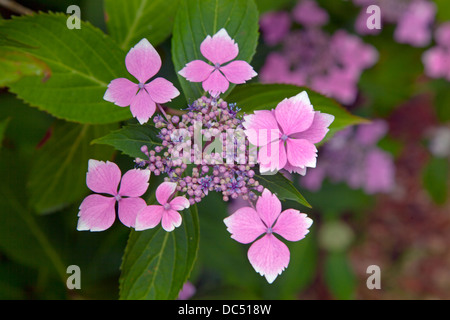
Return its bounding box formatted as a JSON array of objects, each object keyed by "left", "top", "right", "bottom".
[
  {"left": 135, "top": 182, "right": 190, "bottom": 232},
  {"left": 104, "top": 38, "right": 180, "bottom": 124},
  {"left": 224, "top": 189, "right": 313, "bottom": 283},
  {"left": 301, "top": 120, "right": 396, "bottom": 194},
  {"left": 77, "top": 160, "right": 150, "bottom": 231},
  {"left": 243, "top": 91, "right": 334, "bottom": 174},
  {"left": 178, "top": 28, "right": 257, "bottom": 97}
]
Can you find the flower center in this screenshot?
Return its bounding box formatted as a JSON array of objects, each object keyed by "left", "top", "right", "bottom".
[
  {"left": 163, "top": 203, "right": 171, "bottom": 210},
  {"left": 138, "top": 82, "right": 145, "bottom": 89},
  {"left": 114, "top": 194, "right": 122, "bottom": 201},
  {"left": 281, "top": 134, "right": 288, "bottom": 141},
  {"left": 266, "top": 227, "right": 273, "bottom": 234},
  {"left": 214, "top": 63, "right": 221, "bottom": 70}
]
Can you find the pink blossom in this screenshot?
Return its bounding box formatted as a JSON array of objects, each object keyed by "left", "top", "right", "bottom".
[
  {"left": 178, "top": 28, "right": 257, "bottom": 97},
  {"left": 293, "top": 0, "right": 329, "bottom": 27},
  {"left": 224, "top": 189, "right": 313, "bottom": 283},
  {"left": 394, "top": 0, "right": 436, "bottom": 47},
  {"left": 301, "top": 120, "right": 396, "bottom": 194},
  {"left": 104, "top": 38, "right": 180, "bottom": 124},
  {"left": 422, "top": 23, "right": 450, "bottom": 81},
  {"left": 135, "top": 182, "right": 190, "bottom": 232},
  {"left": 77, "top": 160, "right": 150, "bottom": 232},
  {"left": 243, "top": 91, "right": 334, "bottom": 174},
  {"left": 260, "top": 11, "right": 292, "bottom": 46}
]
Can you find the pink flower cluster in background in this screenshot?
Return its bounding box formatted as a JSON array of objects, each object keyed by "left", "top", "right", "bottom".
[
  {"left": 354, "top": 0, "right": 436, "bottom": 47},
  {"left": 259, "top": 0, "right": 378, "bottom": 105},
  {"left": 423, "top": 22, "right": 450, "bottom": 81},
  {"left": 301, "top": 120, "right": 396, "bottom": 195}
]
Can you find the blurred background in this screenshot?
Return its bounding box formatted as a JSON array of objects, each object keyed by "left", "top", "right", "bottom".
[{"left": 0, "top": 0, "right": 449, "bottom": 299}]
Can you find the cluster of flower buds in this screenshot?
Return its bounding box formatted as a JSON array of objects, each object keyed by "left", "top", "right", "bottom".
[{"left": 136, "top": 95, "right": 264, "bottom": 205}]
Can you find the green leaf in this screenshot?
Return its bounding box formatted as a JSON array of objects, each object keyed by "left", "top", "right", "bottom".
[
  {"left": 0, "top": 150, "right": 67, "bottom": 281},
  {"left": 171, "top": 0, "right": 259, "bottom": 101},
  {"left": 324, "top": 252, "right": 356, "bottom": 300},
  {"left": 0, "top": 48, "right": 50, "bottom": 87},
  {"left": 0, "top": 12, "right": 132, "bottom": 124},
  {"left": 104, "top": 0, "right": 180, "bottom": 50},
  {"left": 227, "top": 83, "right": 367, "bottom": 140},
  {"left": 119, "top": 204, "right": 200, "bottom": 300},
  {"left": 423, "top": 156, "right": 449, "bottom": 205},
  {"left": 429, "top": 79, "right": 450, "bottom": 123},
  {"left": 92, "top": 123, "right": 161, "bottom": 159},
  {"left": 27, "top": 121, "right": 117, "bottom": 215},
  {"left": 255, "top": 172, "right": 312, "bottom": 208},
  {"left": 359, "top": 37, "right": 423, "bottom": 116},
  {"left": 0, "top": 117, "right": 10, "bottom": 148}
]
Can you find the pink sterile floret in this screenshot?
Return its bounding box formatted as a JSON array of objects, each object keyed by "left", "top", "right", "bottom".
[
  {"left": 224, "top": 189, "right": 313, "bottom": 283},
  {"left": 104, "top": 38, "right": 180, "bottom": 124},
  {"left": 178, "top": 28, "right": 257, "bottom": 97},
  {"left": 77, "top": 160, "right": 150, "bottom": 232},
  {"left": 135, "top": 182, "right": 190, "bottom": 232},
  {"left": 243, "top": 91, "right": 334, "bottom": 174}
]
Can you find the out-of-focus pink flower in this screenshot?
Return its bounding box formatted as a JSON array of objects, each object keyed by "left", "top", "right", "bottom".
[
  {"left": 394, "top": 0, "right": 436, "bottom": 47},
  {"left": 301, "top": 120, "right": 396, "bottom": 195},
  {"left": 293, "top": 0, "right": 329, "bottom": 27},
  {"left": 259, "top": 25, "right": 377, "bottom": 105},
  {"left": 423, "top": 23, "right": 450, "bottom": 81},
  {"left": 135, "top": 182, "right": 190, "bottom": 232},
  {"left": 260, "top": 11, "right": 292, "bottom": 46},
  {"left": 77, "top": 160, "right": 150, "bottom": 231},
  {"left": 177, "top": 282, "right": 196, "bottom": 300},
  {"left": 178, "top": 29, "right": 257, "bottom": 97},
  {"left": 104, "top": 39, "right": 180, "bottom": 124},
  {"left": 224, "top": 189, "right": 313, "bottom": 283},
  {"left": 243, "top": 91, "right": 334, "bottom": 174}
]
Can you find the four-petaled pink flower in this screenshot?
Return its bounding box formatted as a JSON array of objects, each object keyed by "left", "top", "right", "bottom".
[
  {"left": 224, "top": 189, "right": 313, "bottom": 283},
  {"left": 243, "top": 91, "right": 334, "bottom": 174},
  {"left": 77, "top": 160, "right": 150, "bottom": 232},
  {"left": 135, "top": 182, "right": 190, "bottom": 232},
  {"left": 178, "top": 28, "right": 257, "bottom": 97},
  {"left": 104, "top": 38, "right": 180, "bottom": 124}
]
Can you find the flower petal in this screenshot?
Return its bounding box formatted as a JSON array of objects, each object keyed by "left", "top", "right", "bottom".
[
  {"left": 169, "top": 196, "right": 190, "bottom": 211},
  {"left": 248, "top": 234, "right": 290, "bottom": 284},
  {"left": 220, "top": 60, "right": 257, "bottom": 84},
  {"left": 273, "top": 209, "right": 313, "bottom": 242},
  {"left": 125, "top": 38, "right": 161, "bottom": 83},
  {"left": 202, "top": 69, "right": 229, "bottom": 97},
  {"left": 285, "top": 138, "right": 318, "bottom": 169},
  {"left": 118, "top": 169, "right": 150, "bottom": 197},
  {"left": 274, "top": 92, "right": 315, "bottom": 136},
  {"left": 103, "top": 78, "right": 139, "bottom": 107},
  {"left": 258, "top": 140, "right": 287, "bottom": 173},
  {"left": 161, "top": 209, "right": 182, "bottom": 232},
  {"left": 86, "top": 160, "right": 121, "bottom": 195},
  {"left": 243, "top": 110, "right": 279, "bottom": 146},
  {"left": 224, "top": 207, "right": 266, "bottom": 244},
  {"left": 77, "top": 194, "right": 116, "bottom": 232},
  {"left": 118, "top": 197, "right": 147, "bottom": 228},
  {"left": 178, "top": 60, "right": 214, "bottom": 82},
  {"left": 130, "top": 89, "right": 156, "bottom": 124},
  {"left": 156, "top": 182, "right": 177, "bottom": 205},
  {"left": 145, "top": 77, "right": 180, "bottom": 104},
  {"left": 200, "top": 28, "right": 239, "bottom": 65},
  {"left": 134, "top": 205, "right": 164, "bottom": 231},
  {"left": 255, "top": 189, "right": 282, "bottom": 228},
  {"left": 290, "top": 111, "right": 335, "bottom": 144}
]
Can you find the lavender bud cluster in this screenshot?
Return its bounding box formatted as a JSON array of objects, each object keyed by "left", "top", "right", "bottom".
[{"left": 136, "top": 96, "right": 264, "bottom": 205}]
